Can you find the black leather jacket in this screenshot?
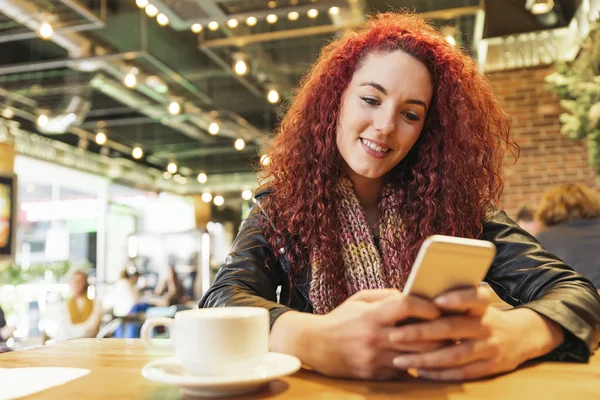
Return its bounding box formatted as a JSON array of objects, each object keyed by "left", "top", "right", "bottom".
[{"left": 200, "top": 195, "right": 600, "bottom": 362}]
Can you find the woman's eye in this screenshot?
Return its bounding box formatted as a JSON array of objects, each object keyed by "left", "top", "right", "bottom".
[
  {"left": 360, "top": 97, "right": 380, "bottom": 106},
  {"left": 405, "top": 112, "right": 420, "bottom": 122}
]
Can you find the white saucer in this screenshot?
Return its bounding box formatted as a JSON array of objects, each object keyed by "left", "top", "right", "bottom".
[{"left": 141, "top": 352, "right": 302, "bottom": 397}]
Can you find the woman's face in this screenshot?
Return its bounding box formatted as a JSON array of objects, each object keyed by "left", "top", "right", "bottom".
[{"left": 336, "top": 50, "right": 433, "bottom": 184}]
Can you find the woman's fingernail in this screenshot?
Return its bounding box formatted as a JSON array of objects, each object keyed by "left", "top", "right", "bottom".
[{"left": 393, "top": 357, "right": 412, "bottom": 369}]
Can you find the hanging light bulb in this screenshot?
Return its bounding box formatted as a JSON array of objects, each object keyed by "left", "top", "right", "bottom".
[
  {"left": 208, "top": 21, "right": 219, "bottom": 31},
  {"left": 241, "top": 190, "right": 253, "bottom": 201},
  {"left": 145, "top": 4, "right": 158, "bottom": 17},
  {"left": 168, "top": 101, "right": 181, "bottom": 115},
  {"left": 2, "top": 108, "right": 14, "bottom": 119},
  {"left": 213, "top": 196, "right": 224, "bottom": 206},
  {"left": 136, "top": 0, "right": 148, "bottom": 8},
  {"left": 260, "top": 154, "right": 271, "bottom": 166},
  {"left": 201, "top": 192, "right": 213, "bottom": 203},
  {"left": 328, "top": 6, "right": 340, "bottom": 15},
  {"left": 208, "top": 122, "right": 220, "bottom": 135},
  {"left": 441, "top": 26, "right": 457, "bottom": 46},
  {"left": 197, "top": 173, "right": 207, "bottom": 183},
  {"left": 36, "top": 114, "right": 49, "bottom": 127},
  {"left": 268, "top": 1, "right": 277, "bottom": 8},
  {"left": 246, "top": 16, "right": 257, "bottom": 26},
  {"left": 37, "top": 22, "right": 53, "bottom": 40},
  {"left": 267, "top": 89, "right": 280, "bottom": 104},
  {"left": 191, "top": 23, "right": 203, "bottom": 33},
  {"left": 307, "top": 9, "right": 319, "bottom": 18},
  {"left": 233, "top": 59, "right": 248, "bottom": 76},
  {"left": 132, "top": 146, "right": 144, "bottom": 159},
  {"left": 123, "top": 73, "right": 137, "bottom": 88},
  {"left": 163, "top": 171, "right": 172, "bottom": 179},
  {"left": 156, "top": 13, "right": 169, "bottom": 26},
  {"left": 266, "top": 14, "right": 278, "bottom": 24},
  {"left": 167, "top": 162, "right": 177, "bottom": 174},
  {"left": 227, "top": 19, "right": 239, "bottom": 28},
  {"left": 527, "top": 0, "right": 554, "bottom": 15},
  {"left": 95, "top": 131, "right": 107, "bottom": 145},
  {"left": 234, "top": 139, "right": 245, "bottom": 151},
  {"left": 288, "top": 11, "right": 299, "bottom": 21}
]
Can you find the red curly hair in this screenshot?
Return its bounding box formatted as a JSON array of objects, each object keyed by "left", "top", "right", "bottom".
[{"left": 259, "top": 12, "right": 518, "bottom": 297}]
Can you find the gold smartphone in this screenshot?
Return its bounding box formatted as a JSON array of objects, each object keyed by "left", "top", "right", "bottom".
[{"left": 403, "top": 235, "right": 496, "bottom": 300}]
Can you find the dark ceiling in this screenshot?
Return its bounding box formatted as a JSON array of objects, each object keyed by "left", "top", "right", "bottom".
[{"left": 0, "top": 0, "right": 583, "bottom": 192}]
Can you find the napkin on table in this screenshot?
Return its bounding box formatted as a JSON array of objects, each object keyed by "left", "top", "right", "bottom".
[{"left": 0, "top": 367, "right": 90, "bottom": 399}]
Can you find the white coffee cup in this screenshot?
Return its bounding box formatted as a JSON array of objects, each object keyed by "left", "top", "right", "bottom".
[{"left": 141, "top": 307, "right": 269, "bottom": 376}]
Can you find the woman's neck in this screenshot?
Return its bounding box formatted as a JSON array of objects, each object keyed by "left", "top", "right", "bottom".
[{"left": 349, "top": 174, "right": 383, "bottom": 210}]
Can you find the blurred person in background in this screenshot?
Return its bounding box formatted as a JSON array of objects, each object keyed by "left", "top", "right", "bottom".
[
  {"left": 0, "top": 304, "right": 15, "bottom": 342},
  {"left": 153, "top": 265, "right": 185, "bottom": 306},
  {"left": 536, "top": 183, "right": 600, "bottom": 288},
  {"left": 516, "top": 205, "right": 542, "bottom": 236},
  {"left": 55, "top": 270, "right": 101, "bottom": 341},
  {"left": 103, "top": 268, "right": 141, "bottom": 317}
]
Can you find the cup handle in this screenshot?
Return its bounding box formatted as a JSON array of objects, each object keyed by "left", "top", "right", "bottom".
[{"left": 141, "top": 317, "right": 173, "bottom": 351}]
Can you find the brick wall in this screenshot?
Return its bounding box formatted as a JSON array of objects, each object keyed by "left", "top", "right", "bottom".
[{"left": 486, "top": 66, "right": 598, "bottom": 219}]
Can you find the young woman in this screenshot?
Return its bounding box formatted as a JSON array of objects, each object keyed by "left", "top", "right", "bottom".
[{"left": 200, "top": 12, "right": 600, "bottom": 381}]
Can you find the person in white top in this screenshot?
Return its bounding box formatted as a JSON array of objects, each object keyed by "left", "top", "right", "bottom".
[{"left": 103, "top": 269, "right": 141, "bottom": 317}]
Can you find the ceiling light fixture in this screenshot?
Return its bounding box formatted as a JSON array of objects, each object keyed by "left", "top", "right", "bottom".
[
  {"left": 132, "top": 146, "right": 144, "bottom": 159},
  {"left": 167, "top": 162, "right": 178, "bottom": 174},
  {"left": 234, "top": 138, "right": 245, "bottom": 151},
  {"left": 201, "top": 192, "right": 213, "bottom": 203},
  {"left": 246, "top": 16, "right": 257, "bottom": 26},
  {"left": 208, "top": 21, "right": 219, "bottom": 31},
  {"left": 156, "top": 13, "right": 169, "bottom": 26},
  {"left": 136, "top": 0, "right": 149, "bottom": 8},
  {"left": 37, "top": 22, "right": 54, "bottom": 40},
  {"left": 168, "top": 101, "right": 181, "bottom": 115},
  {"left": 197, "top": 173, "right": 207, "bottom": 183},
  {"left": 95, "top": 131, "right": 107, "bottom": 145},
  {"left": 328, "top": 6, "right": 340, "bottom": 15},
  {"left": 145, "top": 4, "right": 158, "bottom": 17},
  {"left": 266, "top": 14, "right": 278, "bottom": 24},
  {"left": 191, "top": 23, "right": 203, "bottom": 33},
  {"left": 267, "top": 88, "right": 280, "bottom": 104},
  {"left": 288, "top": 11, "right": 299, "bottom": 21},
  {"left": 227, "top": 19, "right": 239, "bottom": 28},
  {"left": 36, "top": 114, "right": 48, "bottom": 127},
  {"left": 208, "top": 122, "right": 220, "bottom": 135},
  {"left": 242, "top": 190, "right": 253, "bottom": 201},
  {"left": 233, "top": 53, "right": 249, "bottom": 76},
  {"left": 123, "top": 73, "right": 137, "bottom": 88},
  {"left": 527, "top": 0, "right": 554, "bottom": 15},
  {"left": 213, "top": 196, "right": 224, "bottom": 206},
  {"left": 307, "top": 9, "right": 319, "bottom": 19}
]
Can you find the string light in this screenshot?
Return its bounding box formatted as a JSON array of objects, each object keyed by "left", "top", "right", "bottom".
[
  {"left": 167, "top": 162, "right": 177, "bottom": 174},
  {"left": 132, "top": 147, "right": 143, "bottom": 159},
  {"left": 288, "top": 11, "right": 299, "bottom": 21},
  {"left": 37, "top": 22, "right": 53, "bottom": 40},
  {"left": 260, "top": 155, "right": 271, "bottom": 166},
  {"left": 145, "top": 4, "right": 158, "bottom": 17},
  {"left": 528, "top": 0, "right": 554, "bottom": 15},
  {"left": 242, "top": 190, "right": 253, "bottom": 201},
  {"left": 36, "top": 114, "right": 48, "bottom": 127},
  {"left": 234, "top": 139, "right": 245, "bottom": 151},
  {"left": 213, "top": 196, "right": 224, "bottom": 206},
  {"left": 123, "top": 73, "right": 137, "bottom": 88},
  {"left": 191, "top": 23, "right": 203, "bottom": 33},
  {"left": 267, "top": 89, "right": 280, "bottom": 104},
  {"left": 268, "top": 1, "right": 277, "bottom": 8},
  {"left": 95, "top": 131, "right": 107, "bottom": 145},
  {"left": 208, "top": 21, "right": 219, "bottom": 31},
  {"left": 245, "top": 16, "right": 257, "bottom": 26},
  {"left": 227, "top": 19, "right": 239, "bottom": 28},
  {"left": 234, "top": 59, "right": 248, "bottom": 76},
  {"left": 2, "top": 108, "right": 14, "bottom": 119},
  {"left": 197, "top": 173, "right": 207, "bottom": 183},
  {"left": 136, "top": 0, "right": 148, "bottom": 8},
  {"left": 328, "top": 6, "right": 340, "bottom": 15},
  {"left": 201, "top": 193, "right": 212, "bottom": 203},
  {"left": 307, "top": 9, "right": 319, "bottom": 18},
  {"left": 266, "top": 14, "right": 278, "bottom": 24},
  {"left": 156, "top": 13, "right": 169, "bottom": 26},
  {"left": 163, "top": 171, "right": 172, "bottom": 179},
  {"left": 168, "top": 101, "right": 181, "bottom": 115},
  {"left": 208, "top": 122, "right": 220, "bottom": 135}
]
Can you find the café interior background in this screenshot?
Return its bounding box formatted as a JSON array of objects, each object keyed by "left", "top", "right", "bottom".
[{"left": 0, "top": 0, "right": 598, "bottom": 339}]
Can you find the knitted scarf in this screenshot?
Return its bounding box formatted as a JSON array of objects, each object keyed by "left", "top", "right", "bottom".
[{"left": 309, "top": 176, "right": 410, "bottom": 314}]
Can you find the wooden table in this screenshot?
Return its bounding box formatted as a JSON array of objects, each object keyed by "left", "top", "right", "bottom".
[{"left": 1, "top": 339, "right": 599, "bottom": 399}]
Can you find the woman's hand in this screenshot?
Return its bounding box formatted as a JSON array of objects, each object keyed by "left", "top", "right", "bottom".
[
  {"left": 388, "top": 287, "right": 565, "bottom": 381},
  {"left": 270, "top": 288, "right": 445, "bottom": 380}
]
